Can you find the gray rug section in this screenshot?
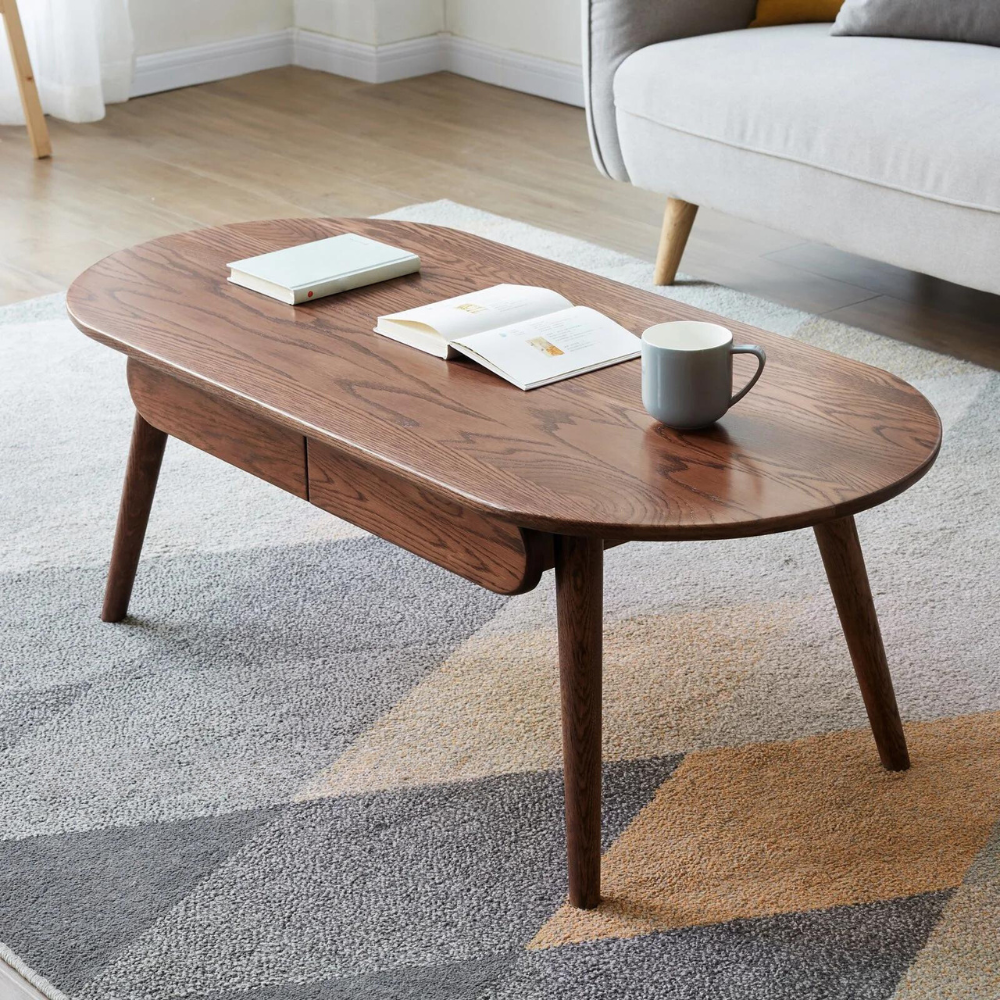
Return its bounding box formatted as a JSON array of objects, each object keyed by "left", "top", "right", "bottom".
[
  {"left": 0, "top": 306, "right": 364, "bottom": 577},
  {"left": 0, "top": 536, "right": 508, "bottom": 839},
  {"left": 0, "top": 806, "right": 282, "bottom": 995},
  {"left": 489, "top": 893, "right": 952, "bottom": 1000},
  {"left": 0, "top": 291, "right": 65, "bottom": 324},
  {"left": 78, "top": 757, "right": 680, "bottom": 999},
  {"left": 0, "top": 683, "right": 89, "bottom": 754},
  {"left": 200, "top": 955, "right": 517, "bottom": 1000}
]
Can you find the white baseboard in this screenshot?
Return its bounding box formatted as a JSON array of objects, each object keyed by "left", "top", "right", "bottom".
[
  {"left": 132, "top": 28, "right": 583, "bottom": 108},
  {"left": 293, "top": 31, "right": 443, "bottom": 85},
  {"left": 444, "top": 37, "right": 584, "bottom": 108},
  {"left": 131, "top": 30, "right": 294, "bottom": 98}
]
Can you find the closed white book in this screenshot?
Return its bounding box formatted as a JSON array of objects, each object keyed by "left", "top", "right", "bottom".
[{"left": 228, "top": 233, "right": 420, "bottom": 305}]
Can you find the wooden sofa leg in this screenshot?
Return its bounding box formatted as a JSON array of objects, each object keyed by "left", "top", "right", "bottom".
[{"left": 653, "top": 198, "right": 698, "bottom": 285}]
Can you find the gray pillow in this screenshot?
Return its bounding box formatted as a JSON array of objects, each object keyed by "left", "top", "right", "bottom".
[{"left": 831, "top": 0, "right": 1000, "bottom": 47}]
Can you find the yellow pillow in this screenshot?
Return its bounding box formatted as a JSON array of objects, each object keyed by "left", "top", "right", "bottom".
[{"left": 751, "top": 0, "right": 844, "bottom": 26}]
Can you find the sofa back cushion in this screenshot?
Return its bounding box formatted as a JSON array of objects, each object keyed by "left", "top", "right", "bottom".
[
  {"left": 751, "top": 0, "right": 844, "bottom": 26},
  {"left": 832, "top": 0, "right": 1000, "bottom": 46}
]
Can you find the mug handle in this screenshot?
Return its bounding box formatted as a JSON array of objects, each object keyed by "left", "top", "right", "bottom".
[{"left": 730, "top": 345, "right": 766, "bottom": 406}]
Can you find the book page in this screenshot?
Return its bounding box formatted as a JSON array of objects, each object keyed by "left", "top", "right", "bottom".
[
  {"left": 452, "top": 306, "right": 640, "bottom": 390},
  {"left": 377, "top": 284, "right": 571, "bottom": 341}
]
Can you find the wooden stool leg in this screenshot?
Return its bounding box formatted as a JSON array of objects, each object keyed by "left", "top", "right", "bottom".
[
  {"left": 555, "top": 534, "right": 604, "bottom": 909},
  {"left": 653, "top": 198, "right": 697, "bottom": 286},
  {"left": 813, "top": 516, "right": 910, "bottom": 771},
  {"left": 102, "top": 413, "right": 167, "bottom": 623},
  {"left": 1, "top": 0, "right": 52, "bottom": 159}
]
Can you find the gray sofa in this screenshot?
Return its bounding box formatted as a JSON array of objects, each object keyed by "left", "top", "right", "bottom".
[{"left": 584, "top": 0, "right": 1000, "bottom": 294}]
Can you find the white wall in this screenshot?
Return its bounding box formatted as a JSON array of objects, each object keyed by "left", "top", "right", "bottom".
[
  {"left": 131, "top": 0, "right": 295, "bottom": 57},
  {"left": 293, "top": 0, "right": 581, "bottom": 64},
  {"left": 130, "top": 0, "right": 581, "bottom": 66},
  {"left": 445, "top": 0, "right": 581, "bottom": 66},
  {"left": 129, "top": 0, "right": 582, "bottom": 106}
]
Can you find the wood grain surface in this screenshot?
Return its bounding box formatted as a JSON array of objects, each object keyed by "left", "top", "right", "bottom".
[
  {"left": 308, "top": 438, "right": 550, "bottom": 594},
  {"left": 128, "top": 360, "right": 308, "bottom": 498},
  {"left": 67, "top": 219, "right": 942, "bottom": 540}
]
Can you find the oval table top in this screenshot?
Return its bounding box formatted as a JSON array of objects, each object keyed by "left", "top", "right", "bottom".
[{"left": 67, "top": 218, "right": 942, "bottom": 541}]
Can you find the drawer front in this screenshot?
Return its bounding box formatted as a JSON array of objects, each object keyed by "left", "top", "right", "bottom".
[
  {"left": 128, "top": 360, "right": 307, "bottom": 499},
  {"left": 307, "top": 438, "right": 548, "bottom": 595}
]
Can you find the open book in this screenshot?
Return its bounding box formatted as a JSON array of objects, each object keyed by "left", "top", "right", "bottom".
[{"left": 374, "top": 284, "right": 639, "bottom": 390}]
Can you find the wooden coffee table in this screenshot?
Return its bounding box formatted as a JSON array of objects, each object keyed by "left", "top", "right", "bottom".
[{"left": 68, "top": 219, "right": 941, "bottom": 910}]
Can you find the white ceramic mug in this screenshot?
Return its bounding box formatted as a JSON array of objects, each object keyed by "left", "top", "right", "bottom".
[{"left": 641, "top": 321, "right": 766, "bottom": 430}]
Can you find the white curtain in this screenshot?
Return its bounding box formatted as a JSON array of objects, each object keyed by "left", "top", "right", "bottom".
[{"left": 0, "top": 0, "right": 133, "bottom": 125}]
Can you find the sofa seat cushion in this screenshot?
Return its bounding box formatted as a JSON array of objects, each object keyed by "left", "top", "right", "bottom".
[{"left": 614, "top": 23, "right": 1000, "bottom": 213}]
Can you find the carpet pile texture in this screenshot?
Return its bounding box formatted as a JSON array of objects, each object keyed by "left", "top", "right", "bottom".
[{"left": 1, "top": 201, "right": 997, "bottom": 999}]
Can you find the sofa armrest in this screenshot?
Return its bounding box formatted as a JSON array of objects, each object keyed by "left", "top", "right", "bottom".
[{"left": 584, "top": 0, "right": 756, "bottom": 180}]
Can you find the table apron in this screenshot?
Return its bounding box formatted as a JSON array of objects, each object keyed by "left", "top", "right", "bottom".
[
  {"left": 307, "top": 438, "right": 550, "bottom": 594},
  {"left": 127, "top": 359, "right": 551, "bottom": 595},
  {"left": 128, "top": 359, "right": 308, "bottom": 498}
]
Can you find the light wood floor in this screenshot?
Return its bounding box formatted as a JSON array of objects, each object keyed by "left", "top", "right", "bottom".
[{"left": 2, "top": 66, "right": 998, "bottom": 368}]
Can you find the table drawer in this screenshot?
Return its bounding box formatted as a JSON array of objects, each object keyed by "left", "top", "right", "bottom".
[
  {"left": 128, "top": 360, "right": 307, "bottom": 499},
  {"left": 307, "top": 438, "right": 548, "bottom": 595}
]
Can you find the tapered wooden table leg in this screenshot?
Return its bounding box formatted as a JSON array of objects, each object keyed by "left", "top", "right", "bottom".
[
  {"left": 102, "top": 412, "right": 167, "bottom": 623},
  {"left": 555, "top": 534, "right": 604, "bottom": 909},
  {"left": 814, "top": 516, "right": 910, "bottom": 771}
]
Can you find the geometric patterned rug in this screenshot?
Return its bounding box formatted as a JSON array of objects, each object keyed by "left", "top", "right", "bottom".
[{"left": 1, "top": 202, "right": 998, "bottom": 1000}]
